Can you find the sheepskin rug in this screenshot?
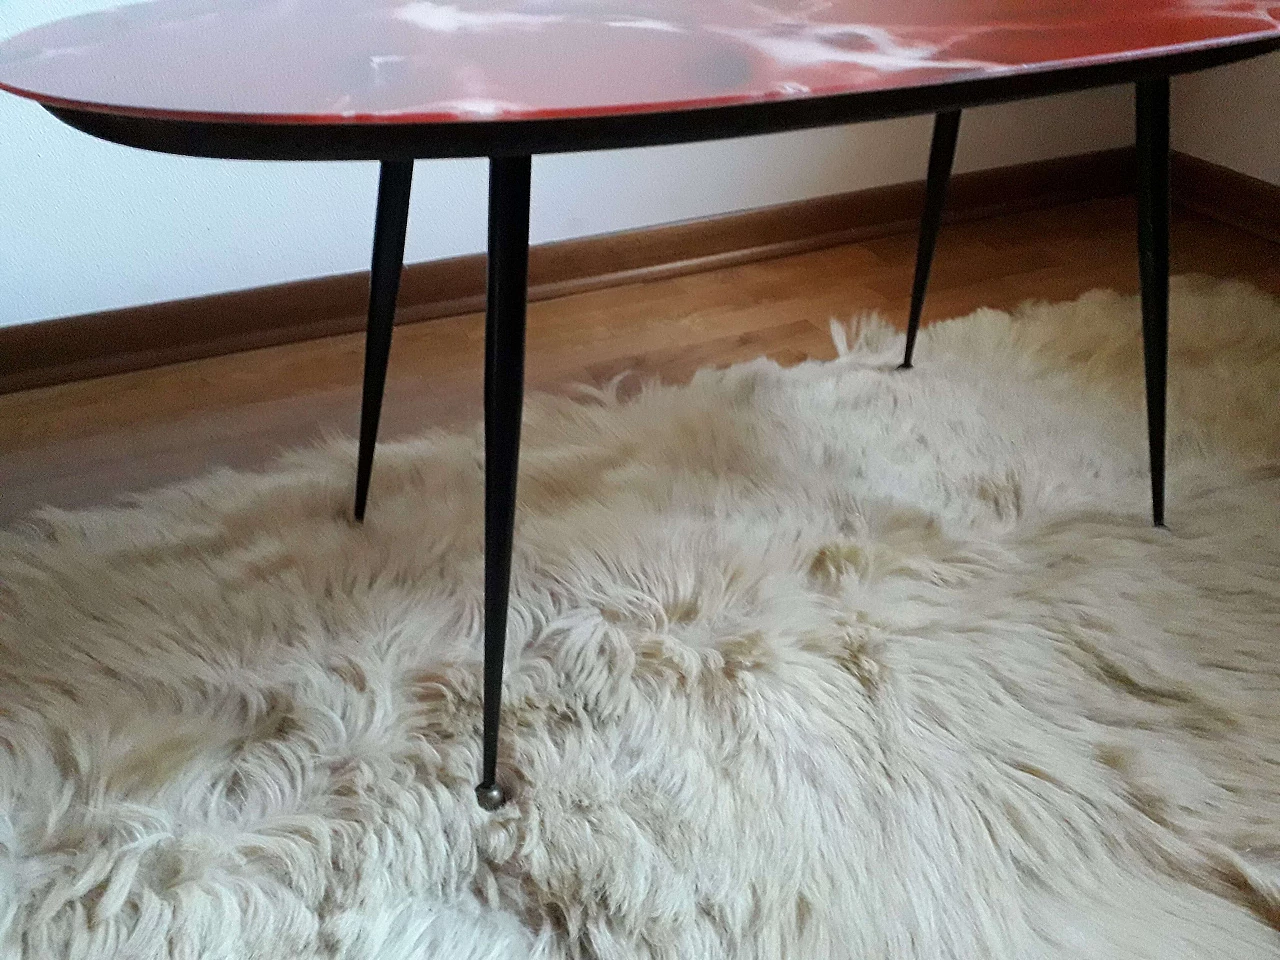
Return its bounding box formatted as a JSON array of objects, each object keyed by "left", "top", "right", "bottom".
[{"left": 4, "top": 277, "right": 1280, "bottom": 959}]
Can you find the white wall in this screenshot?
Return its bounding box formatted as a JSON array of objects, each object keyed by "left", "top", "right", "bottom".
[
  {"left": 1173, "top": 55, "right": 1280, "bottom": 186},
  {"left": 0, "top": 1, "right": 1133, "bottom": 328}
]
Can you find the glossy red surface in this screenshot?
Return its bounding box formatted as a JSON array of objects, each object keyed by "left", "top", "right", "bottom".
[{"left": 1, "top": 0, "right": 1278, "bottom": 125}]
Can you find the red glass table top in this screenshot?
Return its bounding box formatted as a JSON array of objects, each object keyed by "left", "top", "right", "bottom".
[{"left": 0, "top": 0, "right": 1278, "bottom": 126}]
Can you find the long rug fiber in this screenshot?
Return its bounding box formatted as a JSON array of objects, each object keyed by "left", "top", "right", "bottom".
[{"left": 4, "top": 277, "right": 1280, "bottom": 958}]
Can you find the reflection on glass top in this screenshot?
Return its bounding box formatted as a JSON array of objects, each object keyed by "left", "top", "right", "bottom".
[{"left": 0, "top": 0, "right": 1277, "bottom": 124}]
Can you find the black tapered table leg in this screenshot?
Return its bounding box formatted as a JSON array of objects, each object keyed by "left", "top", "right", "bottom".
[
  {"left": 901, "top": 110, "right": 962, "bottom": 370},
  {"left": 476, "top": 154, "right": 532, "bottom": 811},
  {"left": 354, "top": 160, "right": 414, "bottom": 522},
  {"left": 1136, "top": 77, "right": 1170, "bottom": 528}
]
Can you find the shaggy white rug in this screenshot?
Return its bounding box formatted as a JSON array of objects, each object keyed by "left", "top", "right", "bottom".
[{"left": 3, "top": 277, "right": 1280, "bottom": 959}]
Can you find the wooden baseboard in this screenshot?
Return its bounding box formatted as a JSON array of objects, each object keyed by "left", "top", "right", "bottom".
[
  {"left": 0, "top": 147, "right": 1135, "bottom": 395},
  {"left": 1171, "top": 151, "right": 1280, "bottom": 246}
]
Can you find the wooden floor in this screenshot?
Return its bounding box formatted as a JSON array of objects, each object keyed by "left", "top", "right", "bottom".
[{"left": 3, "top": 196, "right": 1279, "bottom": 525}]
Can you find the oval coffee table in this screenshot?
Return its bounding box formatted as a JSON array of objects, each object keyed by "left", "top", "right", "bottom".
[{"left": 3, "top": 0, "right": 1278, "bottom": 810}]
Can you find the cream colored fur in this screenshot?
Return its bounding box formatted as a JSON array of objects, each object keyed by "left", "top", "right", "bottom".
[{"left": 3, "top": 276, "right": 1280, "bottom": 959}]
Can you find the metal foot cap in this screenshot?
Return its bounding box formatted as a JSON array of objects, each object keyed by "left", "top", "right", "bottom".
[{"left": 475, "top": 783, "right": 506, "bottom": 811}]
